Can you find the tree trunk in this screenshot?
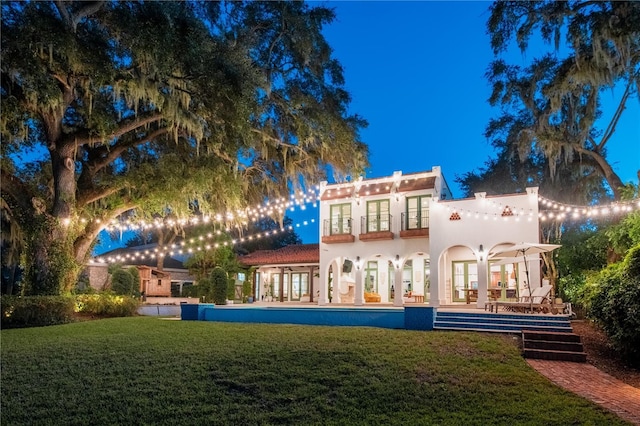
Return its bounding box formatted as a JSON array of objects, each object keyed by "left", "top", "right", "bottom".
[
  {"left": 5, "top": 264, "right": 17, "bottom": 295},
  {"left": 50, "top": 142, "right": 77, "bottom": 218}
]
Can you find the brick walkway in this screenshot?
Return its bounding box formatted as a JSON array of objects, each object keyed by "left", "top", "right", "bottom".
[{"left": 527, "top": 359, "right": 640, "bottom": 425}]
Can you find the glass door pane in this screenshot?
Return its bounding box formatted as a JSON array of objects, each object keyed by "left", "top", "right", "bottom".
[
  {"left": 379, "top": 200, "right": 390, "bottom": 231},
  {"left": 291, "top": 274, "right": 300, "bottom": 301},
  {"left": 365, "top": 261, "right": 378, "bottom": 293},
  {"left": 407, "top": 197, "right": 419, "bottom": 229},
  {"left": 424, "top": 259, "right": 430, "bottom": 302},
  {"left": 452, "top": 262, "right": 465, "bottom": 302},
  {"left": 420, "top": 196, "right": 430, "bottom": 228},
  {"left": 272, "top": 274, "right": 280, "bottom": 299},
  {"left": 283, "top": 274, "right": 289, "bottom": 300},
  {"left": 300, "top": 273, "right": 309, "bottom": 297},
  {"left": 367, "top": 202, "right": 378, "bottom": 232}
]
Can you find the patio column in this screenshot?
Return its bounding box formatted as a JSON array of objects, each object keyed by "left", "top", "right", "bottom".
[
  {"left": 317, "top": 264, "right": 328, "bottom": 306},
  {"left": 354, "top": 261, "right": 364, "bottom": 306},
  {"left": 279, "top": 267, "right": 285, "bottom": 302},
  {"left": 252, "top": 269, "right": 258, "bottom": 300},
  {"left": 476, "top": 258, "right": 489, "bottom": 309},
  {"left": 308, "top": 266, "right": 315, "bottom": 303},
  {"left": 391, "top": 256, "right": 404, "bottom": 306},
  {"left": 428, "top": 256, "right": 441, "bottom": 307}
]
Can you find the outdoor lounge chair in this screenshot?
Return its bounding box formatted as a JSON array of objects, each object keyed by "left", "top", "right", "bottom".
[{"left": 492, "top": 284, "right": 553, "bottom": 313}]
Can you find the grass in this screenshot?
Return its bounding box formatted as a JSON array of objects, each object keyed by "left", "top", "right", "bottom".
[{"left": 1, "top": 317, "right": 628, "bottom": 425}]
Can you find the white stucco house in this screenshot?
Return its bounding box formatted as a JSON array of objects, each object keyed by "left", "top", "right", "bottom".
[{"left": 315, "top": 166, "right": 542, "bottom": 308}]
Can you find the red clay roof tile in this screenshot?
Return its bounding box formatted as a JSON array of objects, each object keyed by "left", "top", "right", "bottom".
[{"left": 238, "top": 243, "right": 319, "bottom": 266}]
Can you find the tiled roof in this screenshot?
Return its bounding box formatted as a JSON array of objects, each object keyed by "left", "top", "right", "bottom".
[
  {"left": 239, "top": 243, "right": 319, "bottom": 266},
  {"left": 320, "top": 171, "right": 436, "bottom": 201}
]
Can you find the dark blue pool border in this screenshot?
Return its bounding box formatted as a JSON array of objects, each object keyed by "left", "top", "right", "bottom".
[{"left": 181, "top": 304, "right": 435, "bottom": 330}]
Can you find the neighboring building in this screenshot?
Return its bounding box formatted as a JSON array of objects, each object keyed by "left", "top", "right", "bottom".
[
  {"left": 87, "top": 244, "right": 196, "bottom": 296},
  {"left": 316, "top": 167, "right": 541, "bottom": 308},
  {"left": 239, "top": 244, "right": 319, "bottom": 302}
]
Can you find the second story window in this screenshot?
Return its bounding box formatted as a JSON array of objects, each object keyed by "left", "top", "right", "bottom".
[
  {"left": 406, "top": 195, "right": 430, "bottom": 230},
  {"left": 366, "top": 200, "right": 390, "bottom": 232},
  {"left": 330, "top": 203, "right": 352, "bottom": 235}
]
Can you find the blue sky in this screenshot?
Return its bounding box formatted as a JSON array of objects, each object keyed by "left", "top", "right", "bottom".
[
  {"left": 96, "top": 1, "right": 639, "bottom": 252},
  {"left": 286, "top": 1, "right": 639, "bottom": 244}
]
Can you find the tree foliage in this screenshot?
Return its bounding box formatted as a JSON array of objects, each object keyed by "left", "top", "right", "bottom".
[
  {"left": 211, "top": 267, "right": 228, "bottom": 305},
  {"left": 1, "top": 1, "right": 368, "bottom": 294},
  {"left": 589, "top": 245, "right": 640, "bottom": 366},
  {"left": 486, "top": 1, "right": 639, "bottom": 200},
  {"left": 235, "top": 216, "right": 302, "bottom": 254}
]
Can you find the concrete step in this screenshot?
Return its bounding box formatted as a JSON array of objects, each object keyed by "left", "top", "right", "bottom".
[
  {"left": 437, "top": 312, "right": 571, "bottom": 321},
  {"left": 524, "top": 339, "right": 584, "bottom": 353},
  {"left": 434, "top": 312, "right": 573, "bottom": 334},
  {"left": 437, "top": 316, "right": 571, "bottom": 328},
  {"left": 523, "top": 348, "right": 587, "bottom": 363},
  {"left": 434, "top": 320, "right": 572, "bottom": 334},
  {"left": 522, "top": 330, "right": 581, "bottom": 343}
]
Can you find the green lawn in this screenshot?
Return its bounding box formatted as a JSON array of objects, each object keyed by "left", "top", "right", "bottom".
[{"left": 1, "top": 317, "right": 627, "bottom": 425}]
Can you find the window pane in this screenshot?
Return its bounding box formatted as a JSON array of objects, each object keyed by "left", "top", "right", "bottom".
[{"left": 300, "top": 273, "right": 309, "bottom": 296}]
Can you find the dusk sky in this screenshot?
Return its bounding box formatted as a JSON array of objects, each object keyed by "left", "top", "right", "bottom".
[
  {"left": 96, "top": 1, "right": 639, "bottom": 252},
  {"left": 287, "top": 1, "right": 640, "bottom": 244}
]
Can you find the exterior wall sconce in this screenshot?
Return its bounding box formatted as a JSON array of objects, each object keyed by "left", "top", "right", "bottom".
[
  {"left": 478, "top": 244, "right": 484, "bottom": 262},
  {"left": 355, "top": 256, "right": 363, "bottom": 270},
  {"left": 393, "top": 254, "right": 401, "bottom": 269}
]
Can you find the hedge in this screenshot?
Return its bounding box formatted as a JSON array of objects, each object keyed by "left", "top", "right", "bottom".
[
  {"left": 75, "top": 294, "right": 140, "bottom": 317},
  {"left": 589, "top": 245, "right": 640, "bottom": 366},
  {"left": 1, "top": 295, "right": 75, "bottom": 329}
]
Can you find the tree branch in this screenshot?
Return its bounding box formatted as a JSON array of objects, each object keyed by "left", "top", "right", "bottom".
[
  {"left": 74, "top": 201, "right": 137, "bottom": 261},
  {"left": 85, "top": 127, "right": 169, "bottom": 177},
  {"left": 573, "top": 145, "right": 625, "bottom": 199},
  {"left": 597, "top": 78, "right": 632, "bottom": 152},
  {"left": 55, "top": 1, "right": 104, "bottom": 33},
  {"left": 68, "top": 112, "right": 165, "bottom": 147},
  {"left": 76, "top": 185, "right": 124, "bottom": 208}
]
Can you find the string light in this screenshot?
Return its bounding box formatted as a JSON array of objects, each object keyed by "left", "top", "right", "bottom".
[
  {"left": 91, "top": 218, "right": 317, "bottom": 264},
  {"left": 537, "top": 195, "right": 640, "bottom": 221},
  {"left": 93, "top": 188, "right": 320, "bottom": 233}
]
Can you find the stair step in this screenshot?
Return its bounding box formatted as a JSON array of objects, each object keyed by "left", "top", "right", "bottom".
[
  {"left": 523, "top": 348, "right": 587, "bottom": 363},
  {"left": 524, "top": 339, "right": 584, "bottom": 353},
  {"left": 522, "top": 331, "right": 581, "bottom": 343},
  {"left": 434, "top": 326, "right": 519, "bottom": 334},
  {"left": 438, "top": 316, "right": 570, "bottom": 327},
  {"left": 437, "top": 312, "right": 571, "bottom": 321},
  {"left": 434, "top": 321, "right": 572, "bottom": 333}
]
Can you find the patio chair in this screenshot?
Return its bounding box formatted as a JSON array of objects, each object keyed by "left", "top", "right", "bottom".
[
  {"left": 492, "top": 285, "right": 552, "bottom": 313},
  {"left": 485, "top": 288, "right": 529, "bottom": 312}
]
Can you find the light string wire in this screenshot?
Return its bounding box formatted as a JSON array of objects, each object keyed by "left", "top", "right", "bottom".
[
  {"left": 72, "top": 186, "right": 321, "bottom": 232},
  {"left": 537, "top": 195, "right": 640, "bottom": 221},
  {"left": 92, "top": 213, "right": 317, "bottom": 263}
]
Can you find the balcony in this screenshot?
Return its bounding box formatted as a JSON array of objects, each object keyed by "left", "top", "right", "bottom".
[
  {"left": 400, "top": 211, "right": 429, "bottom": 239},
  {"left": 322, "top": 218, "right": 355, "bottom": 244},
  {"left": 359, "top": 215, "right": 394, "bottom": 241}
]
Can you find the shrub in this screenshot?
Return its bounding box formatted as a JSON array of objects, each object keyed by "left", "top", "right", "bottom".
[
  {"left": 589, "top": 245, "right": 640, "bottom": 366},
  {"left": 182, "top": 284, "right": 198, "bottom": 298},
  {"left": 75, "top": 293, "right": 140, "bottom": 317},
  {"left": 211, "top": 267, "right": 227, "bottom": 305},
  {"left": 196, "top": 277, "right": 214, "bottom": 303},
  {"left": 1, "top": 295, "right": 75, "bottom": 328},
  {"left": 127, "top": 267, "right": 141, "bottom": 296},
  {"left": 111, "top": 269, "right": 134, "bottom": 295},
  {"left": 242, "top": 278, "right": 252, "bottom": 302},
  {"left": 227, "top": 277, "right": 236, "bottom": 301}
]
